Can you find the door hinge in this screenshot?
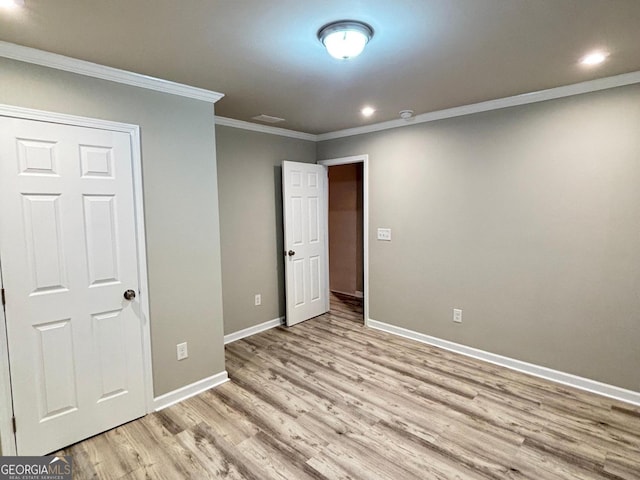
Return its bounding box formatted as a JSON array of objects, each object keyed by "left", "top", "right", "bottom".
[
  {"left": 1, "top": 288, "right": 4, "bottom": 306},
  {"left": 11, "top": 416, "right": 16, "bottom": 433}
]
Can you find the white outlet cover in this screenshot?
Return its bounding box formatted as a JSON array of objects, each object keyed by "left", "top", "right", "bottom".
[
  {"left": 177, "top": 342, "right": 188, "bottom": 360},
  {"left": 255, "top": 294, "right": 261, "bottom": 306},
  {"left": 453, "top": 308, "right": 462, "bottom": 323},
  {"left": 377, "top": 228, "right": 392, "bottom": 241}
]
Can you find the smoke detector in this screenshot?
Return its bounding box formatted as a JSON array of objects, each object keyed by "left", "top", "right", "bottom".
[{"left": 399, "top": 110, "right": 414, "bottom": 120}]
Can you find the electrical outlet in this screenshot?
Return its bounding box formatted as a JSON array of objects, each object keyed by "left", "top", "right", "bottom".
[
  {"left": 453, "top": 308, "right": 462, "bottom": 323},
  {"left": 377, "top": 228, "right": 392, "bottom": 241},
  {"left": 176, "top": 342, "right": 188, "bottom": 360},
  {"left": 255, "top": 294, "right": 261, "bottom": 306}
]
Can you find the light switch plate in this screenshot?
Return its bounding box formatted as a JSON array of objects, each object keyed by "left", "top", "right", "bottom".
[{"left": 377, "top": 228, "right": 392, "bottom": 241}]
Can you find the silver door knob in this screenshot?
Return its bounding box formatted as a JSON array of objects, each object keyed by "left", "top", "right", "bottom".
[
  {"left": 124, "top": 289, "right": 136, "bottom": 300},
  {"left": 288, "top": 250, "right": 295, "bottom": 256}
]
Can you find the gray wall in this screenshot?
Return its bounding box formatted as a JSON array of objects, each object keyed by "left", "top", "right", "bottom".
[
  {"left": 216, "top": 126, "right": 316, "bottom": 335},
  {"left": 318, "top": 84, "right": 640, "bottom": 392},
  {"left": 0, "top": 58, "right": 225, "bottom": 396}
]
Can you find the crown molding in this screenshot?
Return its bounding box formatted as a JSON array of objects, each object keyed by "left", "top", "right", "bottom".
[
  {"left": 4, "top": 38, "right": 635, "bottom": 138},
  {"left": 0, "top": 41, "right": 224, "bottom": 103},
  {"left": 317, "top": 70, "right": 640, "bottom": 141},
  {"left": 215, "top": 116, "right": 317, "bottom": 141}
]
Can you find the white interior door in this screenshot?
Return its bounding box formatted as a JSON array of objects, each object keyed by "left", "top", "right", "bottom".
[
  {"left": 282, "top": 161, "right": 329, "bottom": 326},
  {"left": 0, "top": 116, "right": 147, "bottom": 455}
]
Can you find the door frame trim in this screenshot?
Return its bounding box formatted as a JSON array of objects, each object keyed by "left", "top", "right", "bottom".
[
  {"left": 0, "top": 104, "right": 154, "bottom": 454},
  {"left": 318, "top": 155, "right": 369, "bottom": 324},
  {"left": 0, "top": 261, "right": 14, "bottom": 455}
]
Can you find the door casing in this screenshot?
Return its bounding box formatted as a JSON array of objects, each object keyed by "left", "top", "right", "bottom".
[
  {"left": 318, "top": 155, "right": 369, "bottom": 324},
  {"left": 0, "top": 104, "right": 154, "bottom": 455}
]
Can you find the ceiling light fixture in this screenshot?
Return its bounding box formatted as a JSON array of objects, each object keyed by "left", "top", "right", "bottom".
[
  {"left": 318, "top": 20, "right": 373, "bottom": 60},
  {"left": 0, "top": 0, "right": 24, "bottom": 8},
  {"left": 580, "top": 51, "right": 609, "bottom": 66},
  {"left": 361, "top": 106, "right": 375, "bottom": 117}
]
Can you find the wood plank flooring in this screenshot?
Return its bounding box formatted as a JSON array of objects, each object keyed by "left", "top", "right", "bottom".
[{"left": 58, "top": 293, "right": 640, "bottom": 479}]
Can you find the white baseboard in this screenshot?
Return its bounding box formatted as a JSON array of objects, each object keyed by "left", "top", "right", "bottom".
[
  {"left": 368, "top": 319, "right": 640, "bottom": 407},
  {"left": 355, "top": 291, "right": 364, "bottom": 299},
  {"left": 224, "top": 317, "right": 284, "bottom": 345},
  {"left": 153, "top": 371, "right": 229, "bottom": 411}
]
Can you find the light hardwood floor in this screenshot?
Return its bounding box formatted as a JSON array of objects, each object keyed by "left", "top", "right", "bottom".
[{"left": 58, "top": 294, "right": 640, "bottom": 479}]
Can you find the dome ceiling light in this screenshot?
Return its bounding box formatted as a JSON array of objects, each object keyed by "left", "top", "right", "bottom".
[
  {"left": 0, "top": 0, "right": 24, "bottom": 8},
  {"left": 318, "top": 20, "right": 374, "bottom": 60}
]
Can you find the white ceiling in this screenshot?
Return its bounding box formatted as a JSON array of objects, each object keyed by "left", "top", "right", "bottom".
[{"left": 1, "top": 0, "right": 639, "bottom": 134}]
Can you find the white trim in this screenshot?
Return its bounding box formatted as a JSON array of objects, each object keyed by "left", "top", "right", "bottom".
[
  {"left": 368, "top": 319, "right": 640, "bottom": 407},
  {"left": 4, "top": 39, "right": 637, "bottom": 139},
  {"left": 153, "top": 371, "right": 229, "bottom": 411},
  {"left": 0, "top": 104, "right": 156, "bottom": 451},
  {"left": 0, "top": 104, "right": 143, "bottom": 132},
  {"left": 224, "top": 317, "right": 285, "bottom": 345},
  {"left": 355, "top": 290, "right": 364, "bottom": 299},
  {"left": 215, "top": 116, "right": 317, "bottom": 141},
  {"left": 317, "top": 70, "right": 640, "bottom": 141},
  {"left": 318, "top": 155, "right": 369, "bottom": 324},
  {"left": 323, "top": 166, "right": 331, "bottom": 314},
  {"left": 129, "top": 125, "right": 155, "bottom": 414},
  {"left": 0, "top": 41, "right": 224, "bottom": 103},
  {"left": 319, "top": 155, "right": 367, "bottom": 166},
  {"left": 0, "top": 271, "right": 16, "bottom": 455}
]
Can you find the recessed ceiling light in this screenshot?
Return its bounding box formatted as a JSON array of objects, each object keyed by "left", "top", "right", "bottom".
[
  {"left": 580, "top": 51, "right": 609, "bottom": 66},
  {"left": 0, "top": 0, "right": 24, "bottom": 8},
  {"left": 361, "top": 106, "right": 375, "bottom": 117},
  {"left": 318, "top": 21, "right": 374, "bottom": 60}
]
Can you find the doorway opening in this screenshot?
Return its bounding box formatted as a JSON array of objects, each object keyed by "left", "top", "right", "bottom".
[{"left": 319, "top": 155, "right": 369, "bottom": 325}]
